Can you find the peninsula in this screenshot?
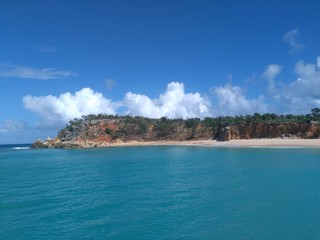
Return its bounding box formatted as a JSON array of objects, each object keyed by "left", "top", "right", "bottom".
[{"left": 32, "top": 109, "right": 320, "bottom": 148}]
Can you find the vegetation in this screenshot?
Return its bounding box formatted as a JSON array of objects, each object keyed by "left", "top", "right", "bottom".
[
  {"left": 105, "top": 127, "right": 112, "bottom": 135},
  {"left": 153, "top": 117, "right": 176, "bottom": 138},
  {"left": 63, "top": 109, "right": 320, "bottom": 140}
]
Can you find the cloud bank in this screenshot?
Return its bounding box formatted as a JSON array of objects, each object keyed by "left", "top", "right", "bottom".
[
  {"left": 0, "top": 63, "right": 77, "bottom": 80},
  {"left": 22, "top": 82, "right": 211, "bottom": 128},
  {"left": 22, "top": 57, "right": 320, "bottom": 128}
]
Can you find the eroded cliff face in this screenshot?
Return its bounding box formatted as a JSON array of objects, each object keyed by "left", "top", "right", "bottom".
[
  {"left": 31, "top": 118, "right": 320, "bottom": 148},
  {"left": 217, "top": 122, "right": 320, "bottom": 141},
  {"left": 32, "top": 118, "right": 213, "bottom": 148}
]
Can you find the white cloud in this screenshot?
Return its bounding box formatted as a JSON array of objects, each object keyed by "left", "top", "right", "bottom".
[
  {"left": 280, "top": 57, "right": 320, "bottom": 113},
  {"left": 23, "top": 88, "right": 117, "bottom": 128},
  {"left": 0, "top": 63, "right": 77, "bottom": 80},
  {"left": 262, "top": 64, "right": 282, "bottom": 92},
  {"left": 0, "top": 120, "right": 27, "bottom": 135},
  {"left": 124, "top": 82, "right": 210, "bottom": 119},
  {"left": 27, "top": 80, "right": 312, "bottom": 129},
  {"left": 22, "top": 82, "right": 211, "bottom": 129},
  {"left": 213, "top": 83, "right": 268, "bottom": 116},
  {"left": 283, "top": 28, "right": 304, "bottom": 54}
]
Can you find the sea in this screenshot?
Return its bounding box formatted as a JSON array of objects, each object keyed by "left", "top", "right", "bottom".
[{"left": 1, "top": 144, "right": 320, "bottom": 239}]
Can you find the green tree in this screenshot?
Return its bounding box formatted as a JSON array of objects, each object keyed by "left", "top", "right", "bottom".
[
  {"left": 184, "top": 118, "right": 200, "bottom": 128},
  {"left": 311, "top": 108, "right": 320, "bottom": 120}
]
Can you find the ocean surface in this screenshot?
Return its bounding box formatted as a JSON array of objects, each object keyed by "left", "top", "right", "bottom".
[{"left": 1, "top": 144, "right": 320, "bottom": 239}]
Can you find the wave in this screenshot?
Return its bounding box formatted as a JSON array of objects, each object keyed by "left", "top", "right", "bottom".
[{"left": 12, "top": 147, "right": 30, "bottom": 150}]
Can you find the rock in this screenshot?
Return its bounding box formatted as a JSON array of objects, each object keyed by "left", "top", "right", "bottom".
[
  {"left": 217, "top": 126, "right": 240, "bottom": 141},
  {"left": 31, "top": 140, "right": 48, "bottom": 149},
  {"left": 52, "top": 142, "right": 81, "bottom": 149}
]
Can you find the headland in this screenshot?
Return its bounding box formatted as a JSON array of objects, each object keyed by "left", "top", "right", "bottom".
[{"left": 31, "top": 111, "right": 320, "bottom": 149}]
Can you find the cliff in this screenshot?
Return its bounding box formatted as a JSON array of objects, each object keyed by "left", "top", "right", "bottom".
[
  {"left": 31, "top": 116, "right": 213, "bottom": 148},
  {"left": 31, "top": 114, "right": 320, "bottom": 149},
  {"left": 217, "top": 121, "right": 320, "bottom": 141}
]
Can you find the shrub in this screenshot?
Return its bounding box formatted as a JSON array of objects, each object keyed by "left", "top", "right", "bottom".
[{"left": 105, "top": 127, "right": 112, "bottom": 134}]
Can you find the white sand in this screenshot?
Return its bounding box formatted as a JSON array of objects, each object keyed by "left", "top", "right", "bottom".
[{"left": 97, "top": 138, "right": 320, "bottom": 148}]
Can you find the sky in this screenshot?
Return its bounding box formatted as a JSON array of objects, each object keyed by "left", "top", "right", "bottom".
[{"left": 1, "top": 0, "right": 320, "bottom": 143}]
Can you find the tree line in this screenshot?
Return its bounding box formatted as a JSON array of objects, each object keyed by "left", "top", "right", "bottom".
[{"left": 66, "top": 108, "right": 320, "bottom": 137}]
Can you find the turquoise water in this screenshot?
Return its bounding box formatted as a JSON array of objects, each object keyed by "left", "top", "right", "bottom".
[{"left": 1, "top": 145, "right": 320, "bottom": 239}]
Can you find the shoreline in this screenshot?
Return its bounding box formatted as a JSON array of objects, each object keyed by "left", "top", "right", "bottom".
[{"left": 77, "top": 138, "right": 320, "bottom": 148}]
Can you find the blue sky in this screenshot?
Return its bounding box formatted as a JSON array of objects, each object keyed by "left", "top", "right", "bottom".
[{"left": 1, "top": 0, "right": 320, "bottom": 143}]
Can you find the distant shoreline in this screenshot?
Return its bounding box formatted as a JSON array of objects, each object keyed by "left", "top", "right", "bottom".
[
  {"left": 40, "top": 113, "right": 320, "bottom": 149},
  {"left": 73, "top": 138, "right": 320, "bottom": 148}
]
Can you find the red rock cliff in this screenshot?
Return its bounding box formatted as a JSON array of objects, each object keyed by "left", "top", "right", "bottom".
[{"left": 217, "top": 122, "right": 320, "bottom": 141}]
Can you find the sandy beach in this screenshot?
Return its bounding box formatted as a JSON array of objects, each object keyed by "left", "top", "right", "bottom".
[{"left": 97, "top": 138, "right": 320, "bottom": 148}]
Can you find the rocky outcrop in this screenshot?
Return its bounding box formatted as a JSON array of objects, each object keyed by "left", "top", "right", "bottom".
[
  {"left": 31, "top": 139, "right": 81, "bottom": 149},
  {"left": 32, "top": 118, "right": 214, "bottom": 148},
  {"left": 31, "top": 139, "right": 49, "bottom": 149}
]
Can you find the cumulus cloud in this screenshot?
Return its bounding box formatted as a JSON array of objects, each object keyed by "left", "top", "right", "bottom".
[
  {"left": 283, "top": 29, "right": 304, "bottom": 54},
  {"left": 281, "top": 57, "right": 320, "bottom": 113},
  {"left": 27, "top": 80, "right": 310, "bottom": 129},
  {"left": 0, "top": 63, "right": 77, "bottom": 80},
  {"left": 124, "top": 82, "right": 210, "bottom": 119},
  {"left": 213, "top": 83, "right": 268, "bottom": 116},
  {"left": 263, "top": 64, "right": 282, "bottom": 92},
  {"left": 23, "top": 88, "right": 116, "bottom": 128},
  {"left": 22, "top": 82, "right": 211, "bottom": 129}
]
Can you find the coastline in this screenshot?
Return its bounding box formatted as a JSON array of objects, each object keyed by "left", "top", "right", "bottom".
[{"left": 75, "top": 138, "right": 320, "bottom": 148}]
